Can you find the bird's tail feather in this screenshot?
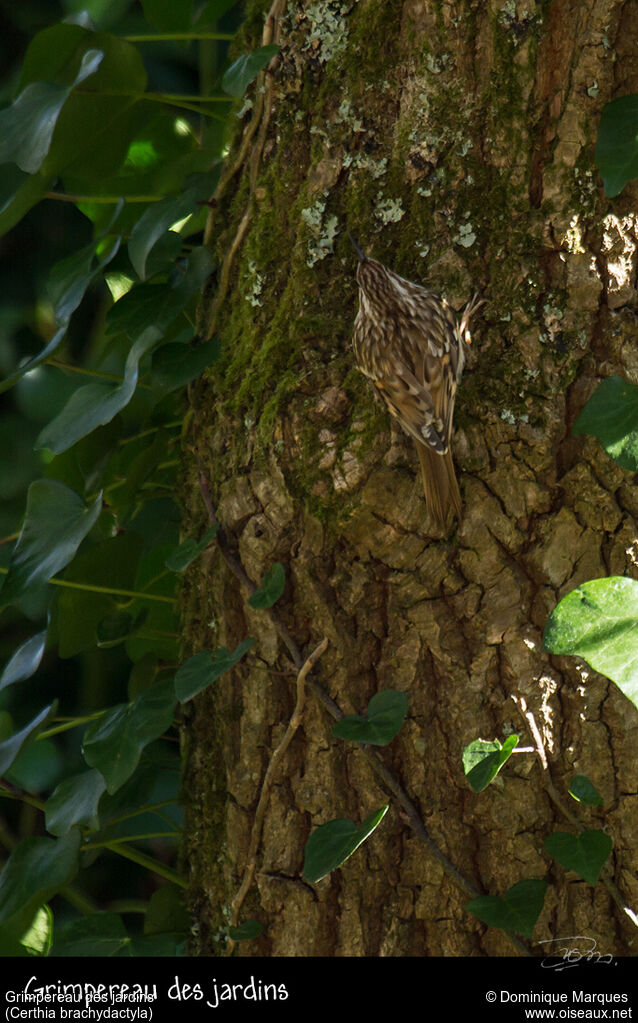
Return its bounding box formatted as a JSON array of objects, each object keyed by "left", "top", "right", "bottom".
[{"left": 415, "top": 441, "right": 462, "bottom": 529}]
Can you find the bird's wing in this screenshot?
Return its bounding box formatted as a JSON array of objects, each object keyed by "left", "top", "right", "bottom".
[{"left": 372, "top": 352, "right": 449, "bottom": 454}]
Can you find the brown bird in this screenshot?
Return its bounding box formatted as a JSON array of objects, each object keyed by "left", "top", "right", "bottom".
[{"left": 350, "top": 235, "right": 482, "bottom": 529}]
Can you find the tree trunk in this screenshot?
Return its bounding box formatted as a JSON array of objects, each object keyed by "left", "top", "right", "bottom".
[{"left": 181, "top": 0, "right": 638, "bottom": 956}]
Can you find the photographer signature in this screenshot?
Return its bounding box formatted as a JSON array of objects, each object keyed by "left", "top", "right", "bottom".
[{"left": 538, "top": 936, "right": 615, "bottom": 970}]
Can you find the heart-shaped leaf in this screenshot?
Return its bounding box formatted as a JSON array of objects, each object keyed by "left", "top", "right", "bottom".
[
  {"left": 462, "top": 734, "right": 519, "bottom": 792},
  {"left": 175, "top": 639, "right": 254, "bottom": 702},
  {"left": 332, "top": 690, "right": 408, "bottom": 746},
  {"left": 222, "top": 45, "right": 279, "bottom": 98},
  {"left": 0, "top": 628, "right": 47, "bottom": 691},
  {"left": 544, "top": 830, "right": 612, "bottom": 886},
  {"left": 573, "top": 376, "right": 638, "bottom": 471},
  {"left": 0, "top": 480, "right": 102, "bottom": 608},
  {"left": 165, "top": 525, "right": 219, "bottom": 572},
  {"left": 543, "top": 576, "right": 638, "bottom": 712},
  {"left": 303, "top": 805, "right": 389, "bottom": 884},
  {"left": 248, "top": 562, "right": 285, "bottom": 610},
  {"left": 82, "top": 679, "right": 176, "bottom": 793},
  {"left": 45, "top": 768, "right": 106, "bottom": 836},
  {"left": 568, "top": 775, "right": 603, "bottom": 806},
  {"left": 466, "top": 879, "right": 547, "bottom": 938}
]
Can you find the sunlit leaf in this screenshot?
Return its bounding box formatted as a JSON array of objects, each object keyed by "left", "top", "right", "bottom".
[{"left": 543, "top": 576, "right": 638, "bottom": 711}]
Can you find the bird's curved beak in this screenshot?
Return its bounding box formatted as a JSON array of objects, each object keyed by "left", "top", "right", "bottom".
[{"left": 347, "top": 230, "right": 366, "bottom": 261}]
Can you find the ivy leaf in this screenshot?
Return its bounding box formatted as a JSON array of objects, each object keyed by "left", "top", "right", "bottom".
[
  {"left": 48, "top": 216, "right": 122, "bottom": 326},
  {"left": 332, "top": 690, "right": 408, "bottom": 746},
  {"left": 50, "top": 912, "right": 129, "bottom": 957},
  {"left": 229, "top": 920, "right": 264, "bottom": 941},
  {"left": 165, "top": 525, "right": 219, "bottom": 572},
  {"left": 175, "top": 639, "right": 254, "bottom": 702},
  {"left": 572, "top": 376, "right": 638, "bottom": 471},
  {"left": 595, "top": 95, "right": 638, "bottom": 198},
  {"left": 44, "top": 768, "right": 106, "bottom": 836},
  {"left": 82, "top": 679, "right": 176, "bottom": 793},
  {"left": 128, "top": 188, "right": 200, "bottom": 280},
  {"left": 568, "top": 775, "right": 603, "bottom": 806},
  {"left": 0, "top": 325, "right": 67, "bottom": 395},
  {"left": 144, "top": 885, "right": 190, "bottom": 937},
  {"left": 303, "top": 805, "right": 389, "bottom": 884},
  {"left": 462, "top": 735, "right": 519, "bottom": 792},
  {"left": 0, "top": 829, "right": 80, "bottom": 925},
  {"left": 543, "top": 576, "right": 638, "bottom": 712},
  {"left": 35, "top": 326, "right": 162, "bottom": 454},
  {"left": 222, "top": 45, "right": 280, "bottom": 98},
  {"left": 544, "top": 830, "right": 612, "bottom": 886},
  {"left": 466, "top": 880, "right": 547, "bottom": 939},
  {"left": 0, "top": 49, "right": 104, "bottom": 173},
  {"left": 151, "top": 337, "right": 221, "bottom": 395},
  {"left": 0, "top": 702, "right": 57, "bottom": 776},
  {"left": 1, "top": 480, "right": 102, "bottom": 608},
  {"left": 0, "top": 628, "right": 47, "bottom": 691},
  {"left": 248, "top": 562, "right": 285, "bottom": 609}
]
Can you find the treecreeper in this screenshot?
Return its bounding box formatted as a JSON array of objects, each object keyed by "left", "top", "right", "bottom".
[{"left": 350, "top": 235, "right": 482, "bottom": 529}]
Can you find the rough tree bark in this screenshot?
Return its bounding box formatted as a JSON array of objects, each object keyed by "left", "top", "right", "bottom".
[{"left": 181, "top": 0, "right": 638, "bottom": 956}]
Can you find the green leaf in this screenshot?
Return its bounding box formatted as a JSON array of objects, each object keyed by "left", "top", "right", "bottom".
[
  {"left": 572, "top": 376, "right": 638, "bottom": 471},
  {"left": 248, "top": 562, "right": 285, "bottom": 609},
  {"left": 0, "top": 628, "right": 47, "bottom": 691},
  {"left": 544, "top": 830, "right": 612, "bottom": 886},
  {"left": 50, "top": 912, "right": 129, "bottom": 956},
  {"left": 303, "top": 805, "right": 389, "bottom": 884},
  {"left": 0, "top": 702, "right": 57, "bottom": 776},
  {"left": 51, "top": 912, "right": 185, "bottom": 957},
  {"left": 48, "top": 213, "right": 122, "bottom": 326},
  {"left": 82, "top": 679, "right": 176, "bottom": 793},
  {"left": 45, "top": 769, "right": 107, "bottom": 836},
  {"left": 0, "top": 830, "right": 80, "bottom": 925},
  {"left": 20, "top": 905, "right": 53, "bottom": 956},
  {"left": 56, "top": 533, "right": 143, "bottom": 658},
  {"left": 35, "top": 326, "right": 161, "bottom": 454},
  {"left": 144, "top": 885, "right": 190, "bottom": 937},
  {"left": 165, "top": 525, "right": 219, "bottom": 572},
  {"left": 595, "top": 95, "right": 638, "bottom": 198},
  {"left": 332, "top": 690, "right": 408, "bottom": 747},
  {"left": 229, "top": 920, "right": 264, "bottom": 941},
  {"left": 462, "top": 735, "right": 519, "bottom": 792},
  {"left": 0, "top": 480, "right": 102, "bottom": 608},
  {"left": 107, "top": 246, "right": 212, "bottom": 338},
  {"left": 175, "top": 639, "right": 254, "bottom": 702},
  {"left": 466, "top": 880, "right": 547, "bottom": 939},
  {"left": 0, "top": 49, "right": 104, "bottom": 173},
  {"left": 222, "top": 44, "right": 280, "bottom": 98},
  {"left": 543, "top": 576, "right": 638, "bottom": 711},
  {"left": 0, "top": 325, "right": 67, "bottom": 395},
  {"left": 568, "top": 775, "right": 604, "bottom": 806},
  {"left": 151, "top": 337, "right": 221, "bottom": 395},
  {"left": 0, "top": 165, "right": 55, "bottom": 240},
  {"left": 128, "top": 188, "right": 199, "bottom": 280}
]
